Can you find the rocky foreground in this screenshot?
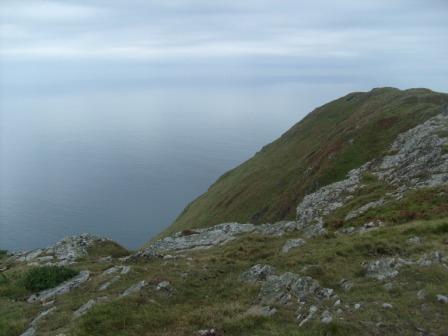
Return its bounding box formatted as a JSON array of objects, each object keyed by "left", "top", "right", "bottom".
[{"left": 1, "top": 104, "right": 448, "bottom": 335}]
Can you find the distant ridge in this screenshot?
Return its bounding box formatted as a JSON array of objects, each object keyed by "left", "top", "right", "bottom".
[{"left": 163, "top": 87, "right": 448, "bottom": 237}]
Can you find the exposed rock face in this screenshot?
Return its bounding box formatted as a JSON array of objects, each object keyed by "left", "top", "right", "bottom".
[
  {"left": 296, "top": 166, "right": 366, "bottom": 235},
  {"left": 436, "top": 294, "right": 448, "bottom": 304},
  {"left": 73, "top": 299, "right": 96, "bottom": 318},
  {"left": 362, "top": 258, "right": 406, "bottom": 281},
  {"left": 156, "top": 281, "right": 172, "bottom": 292},
  {"left": 259, "top": 272, "right": 334, "bottom": 306},
  {"left": 240, "top": 265, "right": 337, "bottom": 326},
  {"left": 98, "top": 275, "right": 120, "bottom": 291},
  {"left": 15, "top": 234, "right": 113, "bottom": 266},
  {"left": 30, "top": 307, "right": 56, "bottom": 326},
  {"left": 240, "top": 264, "right": 276, "bottom": 283},
  {"left": 20, "top": 328, "right": 36, "bottom": 336},
  {"left": 282, "top": 239, "right": 306, "bottom": 254},
  {"left": 139, "top": 223, "right": 256, "bottom": 256},
  {"left": 339, "top": 279, "right": 353, "bottom": 292},
  {"left": 417, "top": 251, "right": 446, "bottom": 267},
  {"left": 295, "top": 111, "right": 448, "bottom": 232},
  {"left": 121, "top": 280, "right": 146, "bottom": 297},
  {"left": 138, "top": 221, "right": 302, "bottom": 256},
  {"left": 28, "top": 271, "right": 90, "bottom": 303}
]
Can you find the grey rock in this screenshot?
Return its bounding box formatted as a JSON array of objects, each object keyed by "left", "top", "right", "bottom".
[
  {"left": 121, "top": 265, "right": 131, "bottom": 275},
  {"left": 298, "top": 305, "right": 318, "bottom": 327},
  {"left": 345, "top": 199, "right": 385, "bottom": 221},
  {"left": 295, "top": 112, "right": 448, "bottom": 236},
  {"left": 408, "top": 236, "right": 422, "bottom": 245},
  {"left": 28, "top": 271, "right": 90, "bottom": 303},
  {"left": 140, "top": 223, "right": 256, "bottom": 255},
  {"left": 382, "top": 303, "right": 393, "bottom": 309},
  {"left": 52, "top": 234, "right": 111, "bottom": 263},
  {"left": 436, "top": 294, "right": 448, "bottom": 304},
  {"left": 354, "top": 303, "right": 361, "bottom": 310},
  {"left": 156, "top": 281, "right": 172, "bottom": 291},
  {"left": 282, "top": 239, "right": 306, "bottom": 254},
  {"left": 418, "top": 251, "right": 445, "bottom": 267},
  {"left": 240, "top": 264, "right": 276, "bottom": 283},
  {"left": 321, "top": 310, "right": 333, "bottom": 324},
  {"left": 42, "top": 300, "right": 55, "bottom": 307},
  {"left": 102, "top": 266, "right": 121, "bottom": 276},
  {"left": 16, "top": 234, "right": 114, "bottom": 266},
  {"left": 73, "top": 299, "right": 96, "bottom": 318},
  {"left": 121, "top": 280, "right": 145, "bottom": 297},
  {"left": 98, "top": 256, "right": 112, "bottom": 263},
  {"left": 18, "top": 249, "right": 43, "bottom": 262},
  {"left": 198, "top": 329, "right": 216, "bottom": 336},
  {"left": 37, "top": 256, "right": 55, "bottom": 263},
  {"left": 98, "top": 275, "right": 120, "bottom": 291},
  {"left": 417, "top": 289, "right": 427, "bottom": 300},
  {"left": 20, "top": 328, "right": 36, "bottom": 336},
  {"left": 259, "top": 272, "right": 333, "bottom": 306},
  {"left": 362, "top": 258, "right": 407, "bottom": 281},
  {"left": 31, "top": 307, "right": 56, "bottom": 326},
  {"left": 339, "top": 279, "right": 353, "bottom": 292},
  {"left": 246, "top": 305, "right": 277, "bottom": 317}
]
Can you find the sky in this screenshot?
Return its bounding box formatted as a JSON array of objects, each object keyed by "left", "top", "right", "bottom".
[{"left": 1, "top": 0, "right": 447, "bottom": 94}]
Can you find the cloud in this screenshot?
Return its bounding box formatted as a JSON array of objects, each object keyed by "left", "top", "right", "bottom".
[
  {"left": 0, "top": 0, "right": 447, "bottom": 93},
  {"left": 0, "top": 1, "right": 99, "bottom": 21}
]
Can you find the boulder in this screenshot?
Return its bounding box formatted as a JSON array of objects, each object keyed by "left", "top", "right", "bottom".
[
  {"left": 73, "top": 299, "right": 96, "bottom": 318},
  {"left": 259, "top": 272, "right": 333, "bottom": 305},
  {"left": 121, "top": 280, "right": 146, "bottom": 297},
  {"left": 282, "top": 239, "right": 306, "bottom": 254},
  {"left": 362, "top": 258, "right": 407, "bottom": 281},
  {"left": 240, "top": 264, "right": 276, "bottom": 283},
  {"left": 436, "top": 294, "right": 448, "bottom": 304}
]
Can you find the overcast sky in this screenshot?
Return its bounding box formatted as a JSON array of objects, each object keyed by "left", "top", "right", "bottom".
[{"left": 0, "top": 0, "right": 447, "bottom": 94}]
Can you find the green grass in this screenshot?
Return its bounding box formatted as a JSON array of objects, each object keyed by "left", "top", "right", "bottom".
[
  {"left": 0, "top": 250, "right": 7, "bottom": 259},
  {"left": 69, "top": 216, "right": 448, "bottom": 335},
  {"left": 165, "top": 88, "right": 448, "bottom": 239},
  {"left": 85, "top": 240, "right": 130, "bottom": 259},
  {"left": 22, "top": 266, "right": 79, "bottom": 292},
  {"left": 2, "top": 214, "right": 447, "bottom": 335}
]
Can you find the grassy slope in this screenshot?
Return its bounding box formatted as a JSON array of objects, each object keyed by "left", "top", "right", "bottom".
[
  {"left": 2, "top": 186, "right": 448, "bottom": 335},
  {"left": 165, "top": 88, "right": 448, "bottom": 237}
]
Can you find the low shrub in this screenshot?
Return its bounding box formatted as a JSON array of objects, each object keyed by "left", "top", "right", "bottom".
[{"left": 22, "top": 266, "right": 78, "bottom": 292}]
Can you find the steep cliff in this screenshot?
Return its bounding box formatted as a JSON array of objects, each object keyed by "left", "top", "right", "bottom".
[{"left": 167, "top": 88, "right": 448, "bottom": 236}]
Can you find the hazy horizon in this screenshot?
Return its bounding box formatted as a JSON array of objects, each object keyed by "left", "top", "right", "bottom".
[{"left": 1, "top": 0, "right": 447, "bottom": 251}]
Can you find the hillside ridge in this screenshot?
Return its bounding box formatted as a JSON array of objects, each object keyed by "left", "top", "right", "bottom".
[{"left": 165, "top": 87, "right": 448, "bottom": 237}]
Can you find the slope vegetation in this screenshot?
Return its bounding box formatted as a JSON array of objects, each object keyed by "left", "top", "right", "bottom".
[{"left": 168, "top": 88, "right": 448, "bottom": 235}]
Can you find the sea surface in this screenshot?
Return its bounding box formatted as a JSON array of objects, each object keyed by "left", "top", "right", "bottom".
[{"left": 0, "top": 61, "right": 348, "bottom": 251}]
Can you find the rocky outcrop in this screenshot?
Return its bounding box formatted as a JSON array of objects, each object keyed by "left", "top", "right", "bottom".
[
  {"left": 14, "top": 234, "right": 114, "bottom": 266},
  {"left": 362, "top": 258, "right": 407, "bottom": 281},
  {"left": 259, "top": 272, "right": 334, "bottom": 306},
  {"left": 28, "top": 271, "right": 90, "bottom": 303},
  {"left": 73, "top": 299, "right": 96, "bottom": 318},
  {"left": 295, "top": 111, "right": 448, "bottom": 232},
  {"left": 282, "top": 239, "right": 306, "bottom": 254},
  {"left": 240, "top": 264, "right": 276, "bottom": 283},
  {"left": 363, "top": 251, "right": 447, "bottom": 282},
  {"left": 138, "top": 221, "right": 303, "bottom": 256},
  {"left": 240, "top": 265, "right": 337, "bottom": 326},
  {"left": 120, "top": 280, "right": 146, "bottom": 297}
]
